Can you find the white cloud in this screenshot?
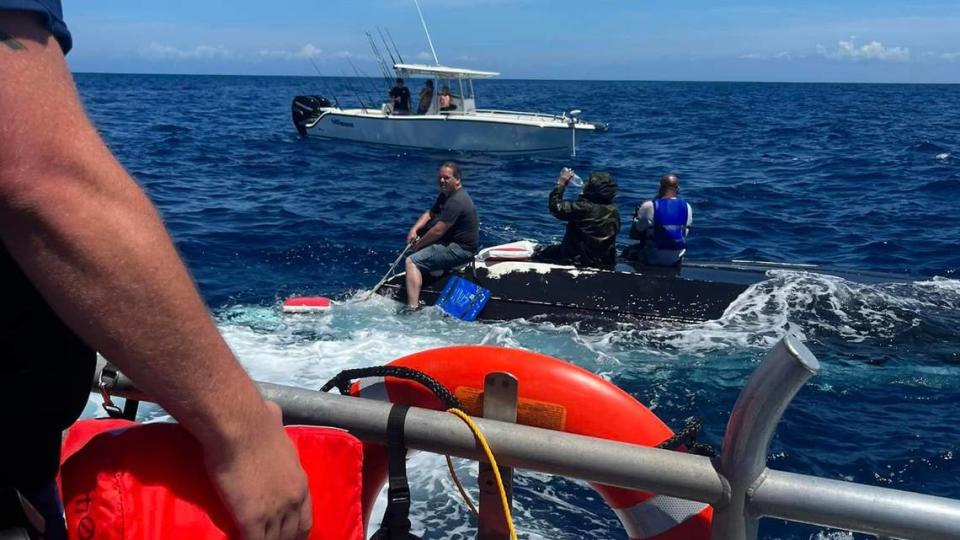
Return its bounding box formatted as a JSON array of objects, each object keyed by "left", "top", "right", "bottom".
[
  {"left": 816, "top": 38, "right": 909, "bottom": 62},
  {"left": 139, "top": 43, "right": 234, "bottom": 60},
  {"left": 140, "top": 42, "right": 334, "bottom": 63},
  {"left": 297, "top": 44, "right": 323, "bottom": 59},
  {"left": 920, "top": 51, "right": 960, "bottom": 62},
  {"left": 416, "top": 51, "right": 435, "bottom": 61},
  {"left": 257, "top": 44, "right": 324, "bottom": 60},
  {"left": 739, "top": 51, "right": 794, "bottom": 61}
]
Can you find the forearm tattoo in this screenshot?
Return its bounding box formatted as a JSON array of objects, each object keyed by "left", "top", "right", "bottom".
[{"left": 1, "top": 31, "right": 26, "bottom": 51}]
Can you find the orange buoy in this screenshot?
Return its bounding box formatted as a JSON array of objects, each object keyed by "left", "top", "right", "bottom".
[{"left": 351, "top": 345, "right": 712, "bottom": 540}]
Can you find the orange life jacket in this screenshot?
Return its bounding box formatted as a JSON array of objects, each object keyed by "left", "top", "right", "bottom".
[{"left": 59, "top": 418, "right": 365, "bottom": 540}]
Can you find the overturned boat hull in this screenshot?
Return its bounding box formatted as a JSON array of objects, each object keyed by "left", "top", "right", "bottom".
[{"left": 376, "top": 259, "right": 906, "bottom": 325}]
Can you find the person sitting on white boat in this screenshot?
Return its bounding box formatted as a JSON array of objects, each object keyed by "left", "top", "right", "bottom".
[
  {"left": 403, "top": 161, "right": 479, "bottom": 312},
  {"left": 416, "top": 79, "right": 434, "bottom": 115},
  {"left": 623, "top": 174, "right": 693, "bottom": 267},
  {"left": 389, "top": 77, "right": 411, "bottom": 115},
  {"left": 536, "top": 169, "right": 620, "bottom": 267},
  {"left": 439, "top": 85, "right": 457, "bottom": 112}
]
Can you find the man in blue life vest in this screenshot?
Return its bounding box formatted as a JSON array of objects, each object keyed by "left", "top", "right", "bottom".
[
  {"left": 1, "top": 6, "right": 311, "bottom": 539},
  {"left": 624, "top": 174, "right": 693, "bottom": 266}
]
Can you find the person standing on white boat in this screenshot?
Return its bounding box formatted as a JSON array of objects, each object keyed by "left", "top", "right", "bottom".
[
  {"left": 0, "top": 6, "right": 311, "bottom": 539},
  {"left": 416, "top": 79, "right": 434, "bottom": 115},
  {"left": 624, "top": 174, "right": 693, "bottom": 267},
  {"left": 389, "top": 77, "right": 411, "bottom": 115},
  {"left": 402, "top": 162, "right": 479, "bottom": 312}
]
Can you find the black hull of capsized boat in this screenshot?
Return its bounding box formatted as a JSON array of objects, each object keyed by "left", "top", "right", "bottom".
[{"left": 375, "top": 259, "right": 908, "bottom": 326}]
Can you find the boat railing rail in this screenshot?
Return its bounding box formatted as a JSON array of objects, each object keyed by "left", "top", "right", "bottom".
[
  {"left": 474, "top": 108, "right": 568, "bottom": 121},
  {"left": 92, "top": 336, "right": 960, "bottom": 540}
]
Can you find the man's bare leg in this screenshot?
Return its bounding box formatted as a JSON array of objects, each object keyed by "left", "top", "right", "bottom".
[{"left": 404, "top": 257, "right": 423, "bottom": 308}]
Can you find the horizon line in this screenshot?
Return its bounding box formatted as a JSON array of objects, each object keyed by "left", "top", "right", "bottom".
[{"left": 70, "top": 71, "right": 960, "bottom": 86}]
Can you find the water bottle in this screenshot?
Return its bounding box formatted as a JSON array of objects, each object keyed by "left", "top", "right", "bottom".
[{"left": 561, "top": 167, "right": 584, "bottom": 187}]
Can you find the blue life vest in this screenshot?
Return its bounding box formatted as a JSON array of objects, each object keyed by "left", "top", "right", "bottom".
[{"left": 653, "top": 198, "right": 689, "bottom": 250}]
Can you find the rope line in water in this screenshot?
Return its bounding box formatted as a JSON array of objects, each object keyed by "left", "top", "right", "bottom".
[{"left": 445, "top": 455, "right": 479, "bottom": 516}]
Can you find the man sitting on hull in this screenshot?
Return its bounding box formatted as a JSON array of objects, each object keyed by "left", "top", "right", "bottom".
[
  {"left": 403, "top": 161, "right": 479, "bottom": 311},
  {"left": 536, "top": 169, "right": 620, "bottom": 267},
  {"left": 623, "top": 174, "right": 693, "bottom": 267}
]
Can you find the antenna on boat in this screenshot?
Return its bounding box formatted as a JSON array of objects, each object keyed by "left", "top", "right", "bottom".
[
  {"left": 385, "top": 28, "right": 405, "bottom": 64},
  {"left": 412, "top": 0, "right": 440, "bottom": 65}
]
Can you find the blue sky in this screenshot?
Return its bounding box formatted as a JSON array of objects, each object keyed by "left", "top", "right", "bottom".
[{"left": 63, "top": 1, "right": 960, "bottom": 83}]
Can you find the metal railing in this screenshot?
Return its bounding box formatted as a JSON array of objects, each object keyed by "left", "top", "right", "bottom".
[{"left": 93, "top": 336, "right": 960, "bottom": 540}]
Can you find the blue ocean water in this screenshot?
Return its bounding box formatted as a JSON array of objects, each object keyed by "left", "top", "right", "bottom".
[{"left": 76, "top": 73, "right": 960, "bottom": 540}]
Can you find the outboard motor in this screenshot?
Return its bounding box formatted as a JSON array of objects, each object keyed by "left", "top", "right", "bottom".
[{"left": 291, "top": 95, "right": 332, "bottom": 137}]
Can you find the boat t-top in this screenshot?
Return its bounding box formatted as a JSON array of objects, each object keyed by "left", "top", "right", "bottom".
[{"left": 292, "top": 1, "right": 606, "bottom": 155}]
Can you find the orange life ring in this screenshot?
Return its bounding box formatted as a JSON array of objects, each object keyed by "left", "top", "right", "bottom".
[{"left": 352, "top": 345, "right": 712, "bottom": 540}]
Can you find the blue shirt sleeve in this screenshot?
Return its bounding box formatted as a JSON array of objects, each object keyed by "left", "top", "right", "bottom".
[{"left": 0, "top": 0, "right": 72, "bottom": 53}]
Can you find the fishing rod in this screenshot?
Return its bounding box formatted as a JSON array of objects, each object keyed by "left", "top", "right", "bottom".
[
  {"left": 346, "top": 57, "right": 382, "bottom": 105},
  {"left": 281, "top": 241, "right": 416, "bottom": 312},
  {"left": 366, "top": 31, "right": 394, "bottom": 84},
  {"left": 377, "top": 26, "right": 398, "bottom": 68},
  {"left": 360, "top": 241, "right": 416, "bottom": 302},
  {"left": 339, "top": 67, "right": 369, "bottom": 113},
  {"left": 365, "top": 32, "right": 386, "bottom": 78},
  {"left": 385, "top": 28, "right": 405, "bottom": 64},
  {"left": 308, "top": 58, "right": 341, "bottom": 108}
]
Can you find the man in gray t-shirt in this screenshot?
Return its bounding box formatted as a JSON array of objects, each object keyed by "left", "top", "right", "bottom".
[{"left": 403, "top": 161, "right": 479, "bottom": 310}]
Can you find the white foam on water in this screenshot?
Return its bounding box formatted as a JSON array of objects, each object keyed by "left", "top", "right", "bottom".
[
  {"left": 811, "top": 531, "right": 854, "bottom": 540},
  {"left": 914, "top": 276, "right": 960, "bottom": 306},
  {"left": 617, "top": 271, "right": 960, "bottom": 356},
  {"left": 77, "top": 275, "right": 960, "bottom": 538},
  {"left": 213, "top": 297, "right": 642, "bottom": 538},
  {"left": 936, "top": 152, "right": 950, "bottom": 160}
]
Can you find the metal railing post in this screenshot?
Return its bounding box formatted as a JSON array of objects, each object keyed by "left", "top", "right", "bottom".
[
  {"left": 710, "top": 335, "right": 820, "bottom": 540},
  {"left": 478, "top": 372, "right": 518, "bottom": 540}
]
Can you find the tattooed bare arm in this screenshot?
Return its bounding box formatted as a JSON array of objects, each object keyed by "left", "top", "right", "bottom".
[{"left": 0, "top": 11, "right": 313, "bottom": 539}]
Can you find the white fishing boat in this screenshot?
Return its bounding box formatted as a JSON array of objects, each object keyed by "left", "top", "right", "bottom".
[
  {"left": 292, "top": 63, "right": 606, "bottom": 155},
  {"left": 291, "top": 1, "right": 606, "bottom": 155}
]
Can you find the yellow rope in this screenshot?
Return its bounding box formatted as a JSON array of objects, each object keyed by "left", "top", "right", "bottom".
[{"left": 446, "top": 408, "right": 518, "bottom": 540}]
